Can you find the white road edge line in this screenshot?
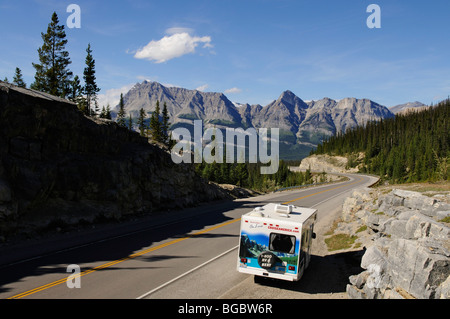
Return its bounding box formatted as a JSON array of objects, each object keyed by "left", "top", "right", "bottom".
[
  {"left": 136, "top": 245, "right": 239, "bottom": 299},
  {"left": 136, "top": 175, "right": 376, "bottom": 299},
  {"left": 311, "top": 176, "right": 378, "bottom": 208}
]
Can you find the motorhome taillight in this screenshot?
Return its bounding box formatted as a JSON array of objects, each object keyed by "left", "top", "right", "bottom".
[
  {"left": 240, "top": 258, "right": 248, "bottom": 263},
  {"left": 288, "top": 266, "right": 295, "bottom": 271}
]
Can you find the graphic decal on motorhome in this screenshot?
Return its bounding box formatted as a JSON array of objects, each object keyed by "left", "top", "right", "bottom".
[
  {"left": 239, "top": 231, "right": 300, "bottom": 272},
  {"left": 237, "top": 203, "right": 317, "bottom": 281}
]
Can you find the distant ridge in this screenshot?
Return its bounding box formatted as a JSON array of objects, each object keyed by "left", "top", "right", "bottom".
[
  {"left": 117, "top": 81, "right": 395, "bottom": 160},
  {"left": 389, "top": 101, "right": 428, "bottom": 114}
]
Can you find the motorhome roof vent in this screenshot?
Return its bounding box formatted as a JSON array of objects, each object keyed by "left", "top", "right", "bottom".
[
  {"left": 249, "top": 207, "right": 265, "bottom": 217},
  {"left": 275, "top": 204, "right": 293, "bottom": 215}
]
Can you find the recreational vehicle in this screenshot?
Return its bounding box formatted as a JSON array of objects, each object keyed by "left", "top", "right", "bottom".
[{"left": 237, "top": 203, "right": 317, "bottom": 282}]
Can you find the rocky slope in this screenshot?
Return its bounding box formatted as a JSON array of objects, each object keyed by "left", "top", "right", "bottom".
[
  {"left": 122, "top": 81, "right": 242, "bottom": 127},
  {"left": 0, "top": 81, "right": 228, "bottom": 242},
  {"left": 334, "top": 186, "right": 449, "bottom": 299},
  {"left": 298, "top": 154, "right": 361, "bottom": 173},
  {"left": 389, "top": 101, "right": 428, "bottom": 114}
]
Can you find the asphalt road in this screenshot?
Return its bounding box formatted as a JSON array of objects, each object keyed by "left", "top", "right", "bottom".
[{"left": 0, "top": 173, "right": 377, "bottom": 299}]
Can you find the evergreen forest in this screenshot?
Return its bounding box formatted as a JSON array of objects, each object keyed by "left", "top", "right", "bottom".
[
  {"left": 312, "top": 98, "right": 449, "bottom": 183},
  {"left": 195, "top": 160, "right": 320, "bottom": 192}
]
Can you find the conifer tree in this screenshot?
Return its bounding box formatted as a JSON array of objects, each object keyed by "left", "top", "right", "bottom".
[
  {"left": 137, "top": 108, "right": 147, "bottom": 137},
  {"left": 161, "top": 102, "right": 171, "bottom": 145},
  {"left": 83, "top": 43, "right": 100, "bottom": 115},
  {"left": 127, "top": 114, "right": 133, "bottom": 130},
  {"left": 13, "top": 67, "right": 26, "bottom": 88},
  {"left": 116, "top": 93, "right": 126, "bottom": 127},
  {"left": 69, "top": 75, "right": 86, "bottom": 111},
  {"left": 105, "top": 104, "right": 112, "bottom": 120},
  {"left": 149, "top": 100, "right": 162, "bottom": 142},
  {"left": 93, "top": 99, "right": 100, "bottom": 116},
  {"left": 100, "top": 106, "right": 107, "bottom": 119},
  {"left": 31, "top": 12, "right": 72, "bottom": 97}
]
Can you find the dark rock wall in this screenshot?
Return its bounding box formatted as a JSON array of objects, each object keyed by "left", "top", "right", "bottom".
[{"left": 0, "top": 82, "right": 227, "bottom": 238}]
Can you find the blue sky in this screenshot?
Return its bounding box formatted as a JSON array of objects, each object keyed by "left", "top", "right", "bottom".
[{"left": 1, "top": 0, "right": 449, "bottom": 108}]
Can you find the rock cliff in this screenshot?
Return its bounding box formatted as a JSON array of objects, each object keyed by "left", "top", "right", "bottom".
[
  {"left": 0, "top": 81, "right": 228, "bottom": 241},
  {"left": 298, "top": 154, "right": 360, "bottom": 173},
  {"left": 339, "top": 187, "right": 450, "bottom": 299}
]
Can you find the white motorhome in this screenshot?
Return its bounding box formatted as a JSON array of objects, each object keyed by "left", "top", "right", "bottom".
[{"left": 237, "top": 203, "right": 317, "bottom": 282}]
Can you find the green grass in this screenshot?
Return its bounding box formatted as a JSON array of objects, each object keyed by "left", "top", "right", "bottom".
[
  {"left": 356, "top": 225, "right": 367, "bottom": 233},
  {"left": 439, "top": 216, "right": 450, "bottom": 223},
  {"left": 324, "top": 233, "right": 358, "bottom": 251}
]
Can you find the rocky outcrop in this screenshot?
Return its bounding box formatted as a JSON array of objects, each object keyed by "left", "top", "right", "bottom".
[
  {"left": 341, "top": 187, "right": 450, "bottom": 299},
  {"left": 0, "top": 82, "right": 229, "bottom": 241},
  {"left": 299, "top": 154, "right": 360, "bottom": 173}
]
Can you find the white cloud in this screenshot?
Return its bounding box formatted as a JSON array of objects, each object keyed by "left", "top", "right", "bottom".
[
  {"left": 134, "top": 31, "right": 213, "bottom": 63},
  {"left": 97, "top": 83, "right": 135, "bottom": 109},
  {"left": 224, "top": 87, "right": 242, "bottom": 94},
  {"left": 196, "top": 84, "right": 209, "bottom": 91}
]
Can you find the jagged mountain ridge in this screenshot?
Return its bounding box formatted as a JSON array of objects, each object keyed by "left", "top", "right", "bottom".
[{"left": 117, "top": 81, "right": 395, "bottom": 159}]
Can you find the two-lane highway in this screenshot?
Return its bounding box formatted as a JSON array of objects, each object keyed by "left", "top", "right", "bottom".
[{"left": 0, "top": 173, "right": 377, "bottom": 299}]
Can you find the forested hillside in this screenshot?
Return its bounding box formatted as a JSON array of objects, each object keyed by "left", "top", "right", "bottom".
[
  {"left": 312, "top": 98, "right": 449, "bottom": 183},
  {"left": 195, "top": 160, "right": 316, "bottom": 192}
]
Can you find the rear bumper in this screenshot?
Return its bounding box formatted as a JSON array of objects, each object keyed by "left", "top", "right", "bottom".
[{"left": 237, "top": 265, "right": 299, "bottom": 281}]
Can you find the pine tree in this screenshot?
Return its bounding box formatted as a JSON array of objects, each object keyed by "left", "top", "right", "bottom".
[
  {"left": 105, "top": 104, "right": 112, "bottom": 120},
  {"left": 137, "top": 108, "right": 147, "bottom": 137},
  {"left": 149, "top": 100, "right": 162, "bottom": 142},
  {"left": 13, "top": 67, "right": 26, "bottom": 88},
  {"left": 127, "top": 114, "right": 133, "bottom": 130},
  {"left": 83, "top": 43, "right": 100, "bottom": 115},
  {"left": 93, "top": 99, "right": 100, "bottom": 116},
  {"left": 100, "top": 106, "right": 107, "bottom": 119},
  {"left": 69, "top": 75, "right": 86, "bottom": 111},
  {"left": 161, "top": 102, "right": 171, "bottom": 145},
  {"left": 116, "top": 93, "right": 126, "bottom": 127},
  {"left": 31, "top": 12, "right": 72, "bottom": 98}
]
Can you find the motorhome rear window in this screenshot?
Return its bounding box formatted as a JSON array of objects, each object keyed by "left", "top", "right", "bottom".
[{"left": 269, "top": 233, "right": 296, "bottom": 254}]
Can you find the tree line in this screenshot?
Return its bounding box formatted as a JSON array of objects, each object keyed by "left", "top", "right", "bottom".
[
  {"left": 195, "top": 158, "right": 316, "bottom": 192},
  {"left": 2, "top": 12, "right": 104, "bottom": 117},
  {"left": 3, "top": 11, "right": 173, "bottom": 147},
  {"left": 115, "top": 96, "right": 174, "bottom": 148},
  {"left": 312, "top": 98, "right": 449, "bottom": 183}
]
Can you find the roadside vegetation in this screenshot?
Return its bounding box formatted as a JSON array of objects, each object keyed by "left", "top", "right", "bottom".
[{"left": 195, "top": 160, "right": 323, "bottom": 192}]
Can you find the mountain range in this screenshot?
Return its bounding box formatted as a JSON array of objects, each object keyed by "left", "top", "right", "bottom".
[{"left": 116, "top": 81, "right": 397, "bottom": 160}]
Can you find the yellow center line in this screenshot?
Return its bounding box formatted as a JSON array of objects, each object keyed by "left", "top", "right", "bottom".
[
  {"left": 8, "top": 177, "right": 364, "bottom": 299},
  {"left": 282, "top": 177, "right": 363, "bottom": 204},
  {"left": 8, "top": 218, "right": 240, "bottom": 299}
]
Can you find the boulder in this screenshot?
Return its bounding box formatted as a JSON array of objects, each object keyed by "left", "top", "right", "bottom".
[
  {"left": 387, "top": 238, "right": 449, "bottom": 299},
  {"left": 344, "top": 187, "right": 450, "bottom": 299}
]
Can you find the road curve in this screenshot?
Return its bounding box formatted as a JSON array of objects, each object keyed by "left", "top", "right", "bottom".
[{"left": 0, "top": 173, "right": 377, "bottom": 299}]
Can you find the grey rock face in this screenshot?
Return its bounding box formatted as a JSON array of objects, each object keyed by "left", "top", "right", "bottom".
[{"left": 343, "top": 188, "right": 450, "bottom": 299}]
